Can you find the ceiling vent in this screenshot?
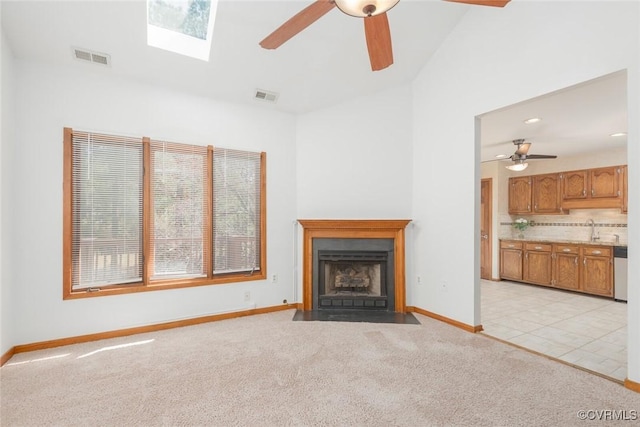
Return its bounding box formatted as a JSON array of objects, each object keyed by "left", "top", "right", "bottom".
[
  {"left": 254, "top": 89, "right": 279, "bottom": 104},
  {"left": 72, "top": 47, "right": 111, "bottom": 67}
]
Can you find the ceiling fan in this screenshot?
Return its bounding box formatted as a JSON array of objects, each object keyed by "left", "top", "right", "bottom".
[
  {"left": 259, "top": 0, "right": 511, "bottom": 71},
  {"left": 493, "top": 139, "right": 558, "bottom": 171}
]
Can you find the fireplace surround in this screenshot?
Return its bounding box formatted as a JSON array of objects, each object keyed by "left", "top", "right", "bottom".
[{"left": 298, "top": 219, "right": 411, "bottom": 313}]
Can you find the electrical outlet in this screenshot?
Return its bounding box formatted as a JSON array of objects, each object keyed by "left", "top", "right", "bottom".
[
  {"left": 271, "top": 274, "right": 278, "bottom": 283},
  {"left": 441, "top": 282, "right": 448, "bottom": 293},
  {"left": 244, "top": 291, "right": 251, "bottom": 302},
  {"left": 417, "top": 276, "right": 422, "bottom": 285}
]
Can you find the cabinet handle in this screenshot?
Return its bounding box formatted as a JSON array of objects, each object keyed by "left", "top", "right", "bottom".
[
  {"left": 525, "top": 253, "right": 528, "bottom": 259},
  {"left": 592, "top": 250, "right": 602, "bottom": 255},
  {"left": 563, "top": 248, "right": 571, "bottom": 252},
  {"left": 584, "top": 258, "right": 586, "bottom": 265},
  {"left": 534, "top": 204, "right": 538, "bottom": 211},
  {"left": 508, "top": 244, "right": 515, "bottom": 248},
  {"left": 592, "top": 189, "right": 595, "bottom": 196},
  {"left": 534, "top": 246, "right": 542, "bottom": 250},
  {"left": 574, "top": 257, "right": 578, "bottom": 265},
  {"left": 583, "top": 189, "right": 586, "bottom": 196},
  {"left": 527, "top": 204, "right": 531, "bottom": 211}
]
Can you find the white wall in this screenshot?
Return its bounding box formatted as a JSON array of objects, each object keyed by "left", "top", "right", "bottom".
[
  {"left": 295, "top": 84, "right": 414, "bottom": 303},
  {"left": 296, "top": 84, "right": 413, "bottom": 219},
  {"left": 412, "top": 1, "right": 639, "bottom": 382},
  {"left": 8, "top": 59, "right": 297, "bottom": 344},
  {"left": 1, "top": 11, "right": 16, "bottom": 356}
]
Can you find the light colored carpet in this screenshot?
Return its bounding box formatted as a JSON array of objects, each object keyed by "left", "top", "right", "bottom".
[{"left": 1, "top": 310, "right": 639, "bottom": 426}]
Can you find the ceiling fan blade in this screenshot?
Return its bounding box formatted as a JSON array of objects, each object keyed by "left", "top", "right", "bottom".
[
  {"left": 259, "top": 0, "right": 336, "bottom": 50},
  {"left": 444, "top": 0, "right": 510, "bottom": 7},
  {"left": 526, "top": 154, "right": 558, "bottom": 160},
  {"left": 364, "top": 12, "right": 393, "bottom": 71},
  {"left": 514, "top": 142, "right": 531, "bottom": 156}
]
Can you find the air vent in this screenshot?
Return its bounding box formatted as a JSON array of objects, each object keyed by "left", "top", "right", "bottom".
[
  {"left": 254, "top": 89, "right": 279, "bottom": 104},
  {"left": 72, "top": 47, "right": 111, "bottom": 67}
]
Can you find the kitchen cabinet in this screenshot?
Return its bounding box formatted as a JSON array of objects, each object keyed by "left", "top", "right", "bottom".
[
  {"left": 508, "top": 177, "right": 532, "bottom": 214},
  {"left": 581, "top": 246, "right": 614, "bottom": 297},
  {"left": 532, "top": 173, "right": 562, "bottom": 214},
  {"left": 560, "top": 166, "right": 623, "bottom": 211},
  {"left": 509, "top": 165, "right": 626, "bottom": 214},
  {"left": 523, "top": 243, "right": 552, "bottom": 286},
  {"left": 500, "top": 240, "right": 614, "bottom": 298},
  {"left": 500, "top": 240, "right": 522, "bottom": 281},
  {"left": 552, "top": 244, "right": 580, "bottom": 291},
  {"left": 621, "top": 165, "right": 628, "bottom": 213}
]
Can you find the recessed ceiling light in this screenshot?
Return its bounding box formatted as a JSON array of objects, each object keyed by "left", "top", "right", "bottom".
[
  {"left": 524, "top": 117, "right": 541, "bottom": 124},
  {"left": 610, "top": 132, "right": 627, "bottom": 137},
  {"left": 495, "top": 154, "right": 508, "bottom": 159}
]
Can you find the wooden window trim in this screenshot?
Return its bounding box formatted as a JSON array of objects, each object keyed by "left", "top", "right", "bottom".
[{"left": 63, "top": 128, "right": 267, "bottom": 300}]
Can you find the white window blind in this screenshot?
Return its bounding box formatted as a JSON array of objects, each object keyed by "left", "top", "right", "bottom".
[
  {"left": 213, "top": 148, "right": 262, "bottom": 274},
  {"left": 150, "top": 140, "right": 209, "bottom": 279},
  {"left": 71, "top": 132, "right": 143, "bottom": 289}
]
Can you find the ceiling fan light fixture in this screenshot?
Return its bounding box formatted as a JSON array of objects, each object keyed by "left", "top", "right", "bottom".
[
  {"left": 334, "top": 0, "right": 400, "bottom": 17},
  {"left": 506, "top": 161, "right": 528, "bottom": 172}
]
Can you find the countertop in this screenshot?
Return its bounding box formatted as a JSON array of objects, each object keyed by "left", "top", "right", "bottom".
[{"left": 500, "top": 237, "right": 627, "bottom": 247}]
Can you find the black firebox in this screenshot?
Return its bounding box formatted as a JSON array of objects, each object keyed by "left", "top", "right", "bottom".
[{"left": 312, "top": 239, "right": 395, "bottom": 311}]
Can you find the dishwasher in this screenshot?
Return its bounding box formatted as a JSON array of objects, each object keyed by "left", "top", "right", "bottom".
[{"left": 614, "top": 246, "right": 627, "bottom": 302}]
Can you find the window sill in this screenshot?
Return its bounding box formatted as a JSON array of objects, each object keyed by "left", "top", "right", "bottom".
[{"left": 63, "top": 271, "right": 267, "bottom": 300}]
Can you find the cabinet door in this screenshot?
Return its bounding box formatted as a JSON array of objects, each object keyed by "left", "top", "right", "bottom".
[
  {"left": 523, "top": 250, "right": 552, "bottom": 286},
  {"left": 554, "top": 253, "right": 580, "bottom": 291},
  {"left": 500, "top": 248, "right": 522, "bottom": 281},
  {"left": 621, "top": 165, "right": 628, "bottom": 213},
  {"left": 590, "top": 167, "right": 618, "bottom": 199},
  {"left": 508, "top": 177, "right": 532, "bottom": 214},
  {"left": 581, "top": 255, "right": 613, "bottom": 297},
  {"left": 562, "top": 170, "right": 588, "bottom": 200},
  {"left": 533, "top": 173, "right": 561, "bottom": 214}
]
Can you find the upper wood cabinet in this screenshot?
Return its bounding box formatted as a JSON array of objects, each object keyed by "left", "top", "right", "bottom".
[
  {"left": 509, "top": 165, "right": 626, "bottom": 214},
  {"left": 590, "top": 166, "right": 619, "bottom": 198},
  {"left": 561, "top": 170, "right": 588, "bottom": 200},
  {"left": 532, "top": 173, "right": 562, "bottom": 214},
  {"left": 508, "top": 173, "right": 562, "bottom": 215},
  {"left": 621, "top": 165, "right": 628, "bottom": 213},
  {"left": 560, "top": 166, "right": 624, "bottom": 211},
  {"left": 508, "top": 177, "right": 532, "bottom": 214}
]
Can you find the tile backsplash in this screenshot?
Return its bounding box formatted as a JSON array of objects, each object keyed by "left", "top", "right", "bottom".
[{"left": 500, "top": 209, "right": 628, "bottom": 245}]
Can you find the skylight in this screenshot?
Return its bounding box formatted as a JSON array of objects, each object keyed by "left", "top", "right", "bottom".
[{"left": 147, "top": 0, "right": 218, "bottom": 61}]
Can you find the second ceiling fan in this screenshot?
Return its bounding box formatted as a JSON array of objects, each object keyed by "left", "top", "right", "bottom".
[{"left": 259, "top": 0, "right": 511, "bottom": 71}]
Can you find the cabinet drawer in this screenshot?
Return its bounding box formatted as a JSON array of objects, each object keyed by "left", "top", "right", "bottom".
[
  {"left": 582, "top": 246, "right": 612, "bottom": 257},
  {"left": 553, "top": 244, "right": 579, "bottom": 255},
  {"left": 525, "top": 243, "right": 552, "bottom": 252},
  {"left": 501, "top": 241, "right": 523, "bottom": 249}
]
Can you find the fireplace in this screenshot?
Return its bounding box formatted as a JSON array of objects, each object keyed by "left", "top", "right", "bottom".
[
  {"left": 298, "top": 219, "right": 410, "bottom": 313},
  {"left": 315, "top": 240, "right": 394, "bottom": 310}
]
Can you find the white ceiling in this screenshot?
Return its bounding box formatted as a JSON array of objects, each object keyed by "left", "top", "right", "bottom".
[
  {"left": 480, "top": 70, "right": 628, "bottom": 163},
  {"left": 0, "top": 0, "right": 470, "bottom": 113},
  {"left": 1, "top": 1, "right": 628, "bottom": 160}
]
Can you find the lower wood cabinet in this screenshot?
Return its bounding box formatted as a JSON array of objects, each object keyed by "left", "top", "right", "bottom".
[
  {"left": 500, "top": 241, "right": 523, "bottom": 281},
  {"left": 500, "top": 240, "right": 613, "bottom": 297},
  {"left": 523, "top": 243, "right": 552, "bottom": 286},
  {"left": 552, "top": 244, "right": 580, "bottom": 291}
]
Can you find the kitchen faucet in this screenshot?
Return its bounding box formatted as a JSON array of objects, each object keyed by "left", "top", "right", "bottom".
[{"left": 586, "top": 219, "right": 599, "bottom": 242}]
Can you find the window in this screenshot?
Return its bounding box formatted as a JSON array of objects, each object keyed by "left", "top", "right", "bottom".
[
  {"left": 63, "top": 128, "right": 266, "bottom": 299},
  {"left": 146, "top": 0, "right": 219, "bottom": 61}
]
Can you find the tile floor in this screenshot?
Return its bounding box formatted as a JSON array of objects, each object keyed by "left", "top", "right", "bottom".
[{"left": 481, "top": 279, "right": 627, "bottom": 381}]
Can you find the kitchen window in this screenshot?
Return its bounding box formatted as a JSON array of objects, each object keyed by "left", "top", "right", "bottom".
[{"left": 63, "top": 128, "right": 266, "bottom": 299}]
